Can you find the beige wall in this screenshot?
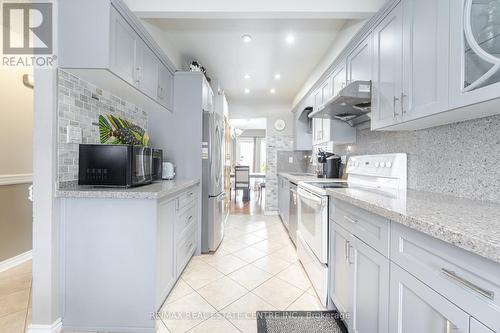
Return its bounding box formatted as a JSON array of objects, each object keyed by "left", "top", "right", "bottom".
[
  {"left": 0, "top": 184, "right": 33, "bottom": 261},
  {"left": 0, "top": 67, "right": 33, "bottom": 175},
  {"left": 0, "top": 66, "right": 33, "bottom": 262}
]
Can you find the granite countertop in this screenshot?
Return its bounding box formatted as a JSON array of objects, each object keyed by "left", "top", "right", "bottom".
[
  {"left": 56, "top": 179, "right": 200, "bottom": 200},
  {"left": 279, "top": 172, "right": 344, "bottom": 184},
  {"left": 326, "top": 187, "right": 500, "bottom": 264}
]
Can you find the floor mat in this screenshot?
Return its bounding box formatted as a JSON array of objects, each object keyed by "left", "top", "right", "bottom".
[{"left": 256, "top": 311, "right": 348, "bottom": 333}]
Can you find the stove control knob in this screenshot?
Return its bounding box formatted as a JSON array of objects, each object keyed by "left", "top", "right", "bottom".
[
  {"left": 375, "top": 162, "right": 380, "bottom": 168},
  {"left": 355, "top": 161, "right": 360, "bottom": 167},
  {"left": 386, "top": 161, "right": 392, "bottom": 168}
]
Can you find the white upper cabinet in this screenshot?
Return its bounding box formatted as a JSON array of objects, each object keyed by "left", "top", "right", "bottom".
[
  {"left": 110, "top": 7, "right": 137, "bottom": 86},
  {"left": 331, "top": 62, "right": 347, "bottom": 97},
  {"left": 347, "top": 34, "right": 373, "bottom": 84},
  {"left": 400, "top": 0, "right": 450, "bottom": 121},
  {"left": 449, "top": 0, "right": 500, "bottom": 109},
  {"left": 371, "top": 2, "right": 404, "bottom": 130},
  {"left": 59, "top": 0, "right": 175, "bottom": 112},
  {"left": 158, "top": 65, "right": 174, "bottom": 110},
  {"left": 136, "top": 40, "right": 160, "bottom": 99}
]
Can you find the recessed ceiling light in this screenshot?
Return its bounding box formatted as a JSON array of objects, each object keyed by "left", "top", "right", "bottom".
[
  {"left": 270, "top": 88, "right": 276, "bottom": 94},
  {"left": 285, "top": 34, "right": 295, "bottom": 45},
  {"left": 244, "top": 88, "right": 251, "bottom": 94},
  {"left": 244, "top": 73, "right": 251, "bottom": 79},
  {"left": 241, "top": 34, "right": 252, "bottom": 43},
  {"left": 274, "top": 73, "right": 281, "bottom": 80}
]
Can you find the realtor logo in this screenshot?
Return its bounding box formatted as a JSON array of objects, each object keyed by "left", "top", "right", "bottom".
[{"left": 3, "top": 2, "right": 52, "bottom": 54}]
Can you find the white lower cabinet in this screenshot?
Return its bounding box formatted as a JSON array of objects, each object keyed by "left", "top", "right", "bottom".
[
  {"left": 330, "top": 223, "right": 389, "bottom": 333},
  {"left": 389, "top": 263, "right": 469, "bottom": 333},
  {"left": 156, "top": 199, "right": 176, "bottom": 307},
  {"left": 329, "top": 199, "right": 499, "bottom": 333},
  {"left": 471, "top": 318, "right": 496, "bottom": 333}
]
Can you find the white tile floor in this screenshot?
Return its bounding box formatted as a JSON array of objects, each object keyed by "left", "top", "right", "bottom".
[{"left": 158, "top": 214, "right": 325, "bottom": 333}]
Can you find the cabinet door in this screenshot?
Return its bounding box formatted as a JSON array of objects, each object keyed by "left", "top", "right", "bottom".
[
  {"left": 136, "top": 42, "right": 159, "bottom": 99},
  {"left": 312, "top": 88, "right": 323, "bottom": 144},
  {"left": 332, "top": 63, "right": 347, "bottom": 97},
  {"left": 331, "top": 225, "right": 354, "bottom": 327},
  {"left": 109, "top": 8, "right": 137, "bottom": 85},
  {"left": 449, "top": 0, "right": 500, "bottom": 109},
  {"left": 156, "top": 199, "right": 176, "bottom": 308},
  {"left": 389, "top": 264, "right": 470, "bottom": 333},
  {"left": 371, "top": 2, "right": 404, "bottom": 130},
  {"left": 402, "top": 0, "right": 450, "bottom": 120},
  {"left": 470, "top": 318, "right": 495, "bottom": 333},
  {"left": 351, "top": 236, "right": 389, "bottom": 333},
  {"left": 158, "top": 64, "right": 174, "bottom": 110},
  {"left": 347, "top": 34, "right": 373, "bottom": 83}
]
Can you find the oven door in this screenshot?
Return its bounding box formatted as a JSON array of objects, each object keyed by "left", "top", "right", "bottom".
[
  {"left": 297, "top": 187, "right": 328, "bottom": 263},
  {"left": 132, "top": 146, "right": 153, "bottom": 185}
]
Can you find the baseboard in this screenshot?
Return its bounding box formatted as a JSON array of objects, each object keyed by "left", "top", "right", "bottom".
[
  {"left": 0, "top": 250, "right": 32, "bottom": 273},
  {"left": 264, "top": 210, "right": 279, "bottom": 216},
  {"left": 0, "top": 173, "right": 33, "bottom": 185},
  {"left": 27, "top": 318, "right": 62, "bottom": 333}
]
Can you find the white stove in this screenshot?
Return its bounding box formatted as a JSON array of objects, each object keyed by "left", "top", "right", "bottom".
[{"left": 296, "top": 154, "right": 407, "bottom": 306}]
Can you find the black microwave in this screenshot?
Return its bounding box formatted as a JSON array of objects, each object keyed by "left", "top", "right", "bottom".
[{"left": 78, "top": 144, "right": 153, "bottom": 187}]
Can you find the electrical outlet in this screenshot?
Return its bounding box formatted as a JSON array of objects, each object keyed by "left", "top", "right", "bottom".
[
  {"left": 288, "top": 156, "right": 293, "bottom": 163},
  {"left": 341, "top": 155, "right": 347, "bottom": 164},
  {"left": 66, "top": 126, "right": 82, "bottom": 144}
]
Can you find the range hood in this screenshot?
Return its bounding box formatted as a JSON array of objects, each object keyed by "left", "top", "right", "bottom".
[{"left": 309, "top": 80, "right": 372, "bottom": 127}]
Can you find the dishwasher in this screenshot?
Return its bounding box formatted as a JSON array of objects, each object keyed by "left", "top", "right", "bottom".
[{"left": 288, "top": 182, "right": 298, "bottom": 245}]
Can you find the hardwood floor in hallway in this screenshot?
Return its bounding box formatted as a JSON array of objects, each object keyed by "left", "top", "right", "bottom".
[
  {"left": 229, "top": 189, "right": 265, "bottom": 216},
  {"left": 157, "top": 213, "right": 324, "bottom": 333}
]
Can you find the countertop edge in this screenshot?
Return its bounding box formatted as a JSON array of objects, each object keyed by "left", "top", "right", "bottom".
[
  {"left": 327, "top": 189, "right": 500, "bottom": 264},
  {"left": 56, "top": 180, "right": 200, "bottom": 200}
]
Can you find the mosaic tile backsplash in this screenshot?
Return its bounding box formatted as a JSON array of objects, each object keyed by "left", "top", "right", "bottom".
[
  {"left": 265, "top": 135, "right": 294, "bottom": 212},
  {"left": 57, "top": 70, "right": 147, "bottom": 184}
]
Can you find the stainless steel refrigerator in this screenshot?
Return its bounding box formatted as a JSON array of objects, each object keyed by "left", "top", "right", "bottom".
[{"left": 201, "top": 111, "right": 227, "bottom": 252}]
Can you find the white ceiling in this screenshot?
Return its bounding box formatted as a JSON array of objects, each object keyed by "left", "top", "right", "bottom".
[
  {"left": 143, "top": 18, "right": 348, "bottom": 104},
  {"left": 230, "top": 118, "right": 267, "bottom": 130}
]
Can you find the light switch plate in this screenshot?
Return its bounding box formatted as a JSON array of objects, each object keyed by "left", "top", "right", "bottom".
[
  {"left": 288, "top": 156, "right": 293, "bottom": 163},
  {"left": 341, "top": 155, "right": 347, "bottom": 164},
  {"left": 66, "top": 126, "right": 82, "bottom": 144}
]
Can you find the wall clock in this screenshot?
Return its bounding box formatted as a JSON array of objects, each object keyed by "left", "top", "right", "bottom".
[{"left": 274, "top": 119, "right": 286, "bottom": 132}]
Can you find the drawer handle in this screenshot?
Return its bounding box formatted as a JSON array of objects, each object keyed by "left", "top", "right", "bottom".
[
  {"left": 441, "top": 268, "right": 495, "bottom": 301},
  {"left": 344, "top": 215, "right": 359, "bottom": 224},
  {"left": 186, "top": 215, "right": 193, "bottom": 224}
]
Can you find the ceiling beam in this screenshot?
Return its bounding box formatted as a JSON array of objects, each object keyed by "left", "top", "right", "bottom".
[{"left": 123, "top": 0, "right": 385, "bottom": 19}]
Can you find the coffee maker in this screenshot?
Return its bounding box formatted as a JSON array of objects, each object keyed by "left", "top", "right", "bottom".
[{"left": 317, "top": 149, "right": 341, "bottom": 178}]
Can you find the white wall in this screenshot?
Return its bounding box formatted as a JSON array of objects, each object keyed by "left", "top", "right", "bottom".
[
  {"left": 229, "top": 101, "right": 293, "bottom": 137},
  {"left": 140, "top": 19, "right": 184, "bottom": 70},
  {"left": 292, "top": 19, "right": 366, "bottom": 108}
]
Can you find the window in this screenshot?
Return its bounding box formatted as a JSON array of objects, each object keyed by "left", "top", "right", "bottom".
[{"left": 237, "top": 137, "right": 255, "bottom": 172}]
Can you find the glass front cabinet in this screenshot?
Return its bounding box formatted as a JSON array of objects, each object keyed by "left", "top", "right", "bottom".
[{"left": 450, "top": 0, "right": 500, "bottom": 108}]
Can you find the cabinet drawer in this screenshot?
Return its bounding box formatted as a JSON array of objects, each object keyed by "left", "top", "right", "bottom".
[
  {"left": 176, "top": 202, "right": 197, "bottom": 238},
  {"left": 330, "top": 199, "right": 390, "bottom": 257},
  {"left": 391, "top": 222, "right": 500, "bottom": 331},
  {"left": 177, "top": 189, "right": 197, "bottom": 211},
  {"left": 176, "top": 222, "right": 196, "bottom": 275}
]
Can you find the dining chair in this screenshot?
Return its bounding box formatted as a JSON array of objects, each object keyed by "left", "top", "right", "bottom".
[{"left": 234, "top": 166, "right": 250, "bottom": 201}]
